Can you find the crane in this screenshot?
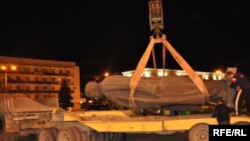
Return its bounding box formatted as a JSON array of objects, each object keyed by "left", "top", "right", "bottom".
[{"left": 129, "top": 0, "right": 209, "bottom": 107}]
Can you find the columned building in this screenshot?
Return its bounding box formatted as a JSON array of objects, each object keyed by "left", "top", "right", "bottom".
[
  {"left": 122, "top": 68, "right": 225, "bottom": 80},
  {"left": 0, "top": 56, "right": 83, "bottom": 110}
]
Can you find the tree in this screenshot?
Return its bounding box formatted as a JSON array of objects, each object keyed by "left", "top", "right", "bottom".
[{"left": 58, "top": 79, "right": 73, "bottom": 110}]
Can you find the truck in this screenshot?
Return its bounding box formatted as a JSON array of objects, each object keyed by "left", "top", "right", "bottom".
[
  {"left": 1, "top": 1, "right": 249, "bottom": 141},
  {"left": 1, "top": 96, "right": 250, "bottom": 141}
]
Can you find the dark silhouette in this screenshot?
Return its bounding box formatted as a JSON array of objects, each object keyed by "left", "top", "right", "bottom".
[
  {"left": 227, "top": 71, "right": 250, "bottom": 115},
  {"left": 58, "top": 79, "right": 73, "bottom": 110},
  {"left": 212, "top": 99, "right": 231, "bottom": 125}
]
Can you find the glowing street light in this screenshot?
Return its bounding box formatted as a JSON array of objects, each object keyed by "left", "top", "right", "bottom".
[
  {"left": 1, "top": 65, "right": 17, "bottom": 94},
  {"left": 1, "top": 66, "right": 6, "bottom": 71},
  {"left": 104, "top": 72, "right": 109, "bottom": 77}
]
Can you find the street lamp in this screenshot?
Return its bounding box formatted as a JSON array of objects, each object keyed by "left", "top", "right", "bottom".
[
  {"left": 1, "top": 65, "right": 17, "bottom": 94},
  {"left": 104, "top": 72, "right": 109, "bottom": 77}
]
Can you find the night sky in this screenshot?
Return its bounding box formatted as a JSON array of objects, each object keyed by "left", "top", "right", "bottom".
[{"left": 0, "top": 0, "right": 249, "bottom": 86}]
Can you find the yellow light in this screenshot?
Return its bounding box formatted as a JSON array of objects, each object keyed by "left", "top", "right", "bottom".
[
  {"left": 215, "top": 70, "right": 222, "bottom": 74},
  {"left": 11, "top": 65, "right": 17, "bottom": 71},
  {"left": 1, "top": 66, "right": 6, "bottom": 70},
  {"left": 104, "top": 72, "right": 109, "bottom": 77},
  {"left": 144, "top": 71, "right": 151, "bottom": 77},
  {"left": 214, "top": 70, "right": 223, "bottom": 81}
]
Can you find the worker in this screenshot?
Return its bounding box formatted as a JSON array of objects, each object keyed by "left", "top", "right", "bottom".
[
  {"left": 212, "top": 98, "right": 231, "bottom": 125},
  {"left": 226, "top": 71, "right": 250, "bottom": 115}
]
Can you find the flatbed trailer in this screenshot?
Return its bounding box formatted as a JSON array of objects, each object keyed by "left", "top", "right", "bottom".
[
  {"left": 1, "top": 97, "right": 250, "bottom": 141},
  {"left": 72, "top": 110, "right": 250, "bottom": 133},
  {"left": 57, "top": 110, "right": 250, "bottom": 141}
]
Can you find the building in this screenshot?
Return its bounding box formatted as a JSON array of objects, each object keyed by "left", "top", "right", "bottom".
[
  {"left": 122, "top": 68, "right": 226, "bottom": 80},
  {"left": 0, "top": 56, "right": 84, "bottom": 110}
]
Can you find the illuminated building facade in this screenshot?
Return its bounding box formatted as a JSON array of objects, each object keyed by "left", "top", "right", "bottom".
[
  {"left": 122, "top": 68, "right": 225, "bottom": 80},
  {"left": 0, "top": 56, "right": 82, "bottom": 110}
]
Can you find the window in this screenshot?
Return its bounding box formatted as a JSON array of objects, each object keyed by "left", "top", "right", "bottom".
[
  {"left": 25, "top": 77, "right": 30, "bottom": 82},
  {"left": 7, "top": 85, "right": 11, "bottom": 90},
  {"left": 43, "top": 77, "right": 47, "bottom": 82},
  {"left": 25, "top": 67, "right": 30, "bottom": 73},
  {"left": 51, "top": 69, "right": 55, "bottom": 73},
  {"left": 51, "top": 77, "right": 55, "bottom": 82},
  {"left": 7, "top": 76, "right": 11, "bottom": 81},
  {"left": 35, "top": 86, "right": 39, "bottom": 91},
  {"left": 16, "top": 85, "right": 21, "bottom": 91},
  {"left": 35, "top": 77, "right": 39, "bottom": 82},
  {"left": 34, "top": 68, "right": 39, "bottom": 72},
  {"left": 43, "top": 86, "right": 47, "bottom": 91},
  {"left": 26, "top": 86, "right": 30, "bottom": 91},
  {"left": 16, "top": 76, "right": 21, "bottom": 81},
  {"left": 66, "top": 70, "right": 70, "bottom": 74},
  {"left": 43, "top": 68, "right": 47, "bottom": 72},
  {"left": 59, "top": 70, "right": 63, "bottom": 74}
]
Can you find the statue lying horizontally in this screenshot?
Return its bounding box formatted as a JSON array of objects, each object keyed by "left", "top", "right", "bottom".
[{"left": 85, "top": 75, "right": 227, "bottom": 108}]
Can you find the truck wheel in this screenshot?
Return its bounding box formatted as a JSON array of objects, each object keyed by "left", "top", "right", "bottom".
[
  {"left": 38, "top": 129, "right": 54, "bottom": 141},
  {"left": 110, "top": 133, "right": 123, "bottom": 141},
  {"left": 3, "top": 132, "right": 19, "bottom": 141},
  {"left": 233, "top": 121, "right": 250, "bottom": 125},
  {"left": 48, "top": 128, "right": 58, "bottom": 141},
  {"left": 66, "top": 127, "right": 82, "bottom": 141},
  {"left": 81, "top": 131, "right": 91, "bottom": 141},
  {"left": 57, "top": 129, "right": 75, "bottom": 141},
  {"left": 89, "top": 130, "right": 105, "bottom": 141},
  {"left": 90, "top": 131, "right": 97, "bottom": 141},
  {"left": 105, "top": 132, "right": 114, "bottom": 141},
  {"left": 188, "top": 123, "right": 208, "bottom": 141},
  {"left": 0, "top": 117, "right": 5, "bottom": 141},
  {"left": 102, "top": 132, "right": 111, "bottom": 141},
  {"left": 0, "top": 117, "right": 19, "bottom": 141},
  {"left": 95, "top": 131, "right": 104, "bottom": 141}
]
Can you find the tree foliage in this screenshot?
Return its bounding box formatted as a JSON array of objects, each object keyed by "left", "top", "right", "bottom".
[{"left": 58, "top": 79, "right": 73, "bottom": 110}]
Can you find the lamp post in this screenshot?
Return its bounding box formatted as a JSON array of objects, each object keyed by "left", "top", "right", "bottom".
[{"left": 1, "top": 65, "right": 16, "bottom": 94}]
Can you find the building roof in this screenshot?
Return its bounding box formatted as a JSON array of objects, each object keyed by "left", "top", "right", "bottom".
[{"left": 0, "top": 56, "right": 76, "bottom": 67}]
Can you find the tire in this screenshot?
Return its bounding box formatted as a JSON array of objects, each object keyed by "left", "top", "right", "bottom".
[
  {"left": 107, "top": 132, "right": 115, "bottom": 141},
  {"left": 110, "top": 133, "right": 123, "bottom": 141},
  {"left": 95, "top": 131, "right": 104, "bottom": 141},
  {"left": 90, "top": 131, "right": 97, "bottom": 141},
  {"left": 38, "top": 129, "right": 54, "bottom": 141},
  {"left": 233, "top": 121, "right": 250, "bottom": 125},
  {"left": 48, "top": 128, "right": 58, "bottom": 141},
  {"left": 102, "top": 132, "right": 110, "bottom": 141},
  {"left": 57, "top": 129, "right": 75, "bottom": 141},
  {"left": 188, "top": 123, "right": 209, "bottom": 141},
  {"left": 66, "top": 127, "right": 82, "bottom": 141},
  {"left": 81, "top": 131, "right": 91, "bottom": 141},
  {"left": 0, "top": 117, "right": 5, "bottom": 141},
  {"left": 0, "top": 117, "right": 19, "bottom": 141}
]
